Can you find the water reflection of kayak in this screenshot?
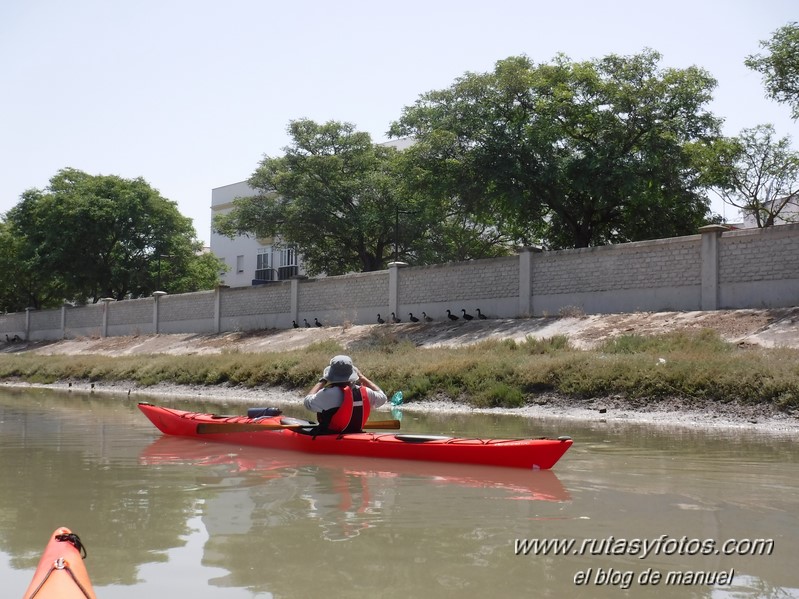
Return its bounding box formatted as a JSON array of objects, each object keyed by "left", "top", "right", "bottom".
[
  {"left": 138, "top": 402, "right": 572, "bottom": 470},
  {"left": 139, "top": 434, "right": 571, "bottom": 502},
  {"left": 23, "top": 527, "right": 96, "bottom": 599}
]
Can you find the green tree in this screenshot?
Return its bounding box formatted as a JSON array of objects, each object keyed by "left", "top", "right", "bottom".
[
  {"left": 746, "top": 22, "right": 799, "bottom": 120},
  {"left": 390, "top": 50, "right": 721, "bottom": 249},
  {"left": 215, "top": 120, "right": 402, "bottom": 275},
  {"left": 0, "top": 220, "right": 40, "bottom": 313},
  {"left": 5, "top": 168, "right": 223, "bottom": 308},
  {"left": 391, "top": 145, "right": 527, "bottom": 263},
  {"left": 1, "top": 211, "right": 70, "bottom": 313},
  {"left": 215, "top": 120, "right": 514, "bottom": 275},
  {"left": 700, "top": 125, "right": 799, "bottom": 227},
  {"left": 216, "top": 120, "right": 520, "bottom": 275}
]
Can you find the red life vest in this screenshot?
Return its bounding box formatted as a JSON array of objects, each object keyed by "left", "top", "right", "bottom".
[{"left": 327, "top": 385, "right": 371, "bottom": 433}]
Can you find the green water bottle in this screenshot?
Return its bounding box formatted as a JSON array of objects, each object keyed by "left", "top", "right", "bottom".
[{"left": 390, "top": 391, "right": 403, "bottom": 406}]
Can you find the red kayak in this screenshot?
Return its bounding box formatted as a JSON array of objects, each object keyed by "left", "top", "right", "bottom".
[
  {"left": 138, "top": 402, "right": 572, "bottom": 470},
  {"left": 23, "top": 527, "right": 96, "bottom": 599}
]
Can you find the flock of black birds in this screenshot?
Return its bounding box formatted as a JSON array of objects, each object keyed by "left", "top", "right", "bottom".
[
  {"left": 4, "top": 334, "right": 23, "bottom": 343},
  {"left": 377, "top": 308, "right": 487, "bottom": 324},
  {"left": 292, "top": 318, "right": 326, "bottom": 328},
  {"left": 289, "top": 308, "right": 490, "bottom": 329}
]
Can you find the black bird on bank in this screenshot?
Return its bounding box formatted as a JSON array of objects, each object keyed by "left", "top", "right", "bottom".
[
  {"left": 304, "top": 319, "right": 311, "bottom": 328},
  {"left": 423, "top": 312, "right": 433, "bottom": 322},
  {"left": 292, "top": 320, "right": 299, "bottom": 328},
  {"left": 446, "top": 309, "right": 459, "bottom": 321},
  {"left": 408, "top": 312, "right": 420, "bottom": 322},
  {"left": 462, "top": 309, "right": 474, "bottom": 321},
  {"left": 476, "top": 308, "right": 487, "bottom": 320},
  {"left": 377, "top": 313, "right": 385, "bottom": 324},
  {"left": 315, "top": 318, "right": 323, "bottom": 327},
  {"left": 391, "top": 312, "right": 401, "bottom": 323}
]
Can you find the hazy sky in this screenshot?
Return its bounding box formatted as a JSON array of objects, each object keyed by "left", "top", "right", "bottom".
[{"left": 2, "top": 0, "right": 796, "bottom": 244}]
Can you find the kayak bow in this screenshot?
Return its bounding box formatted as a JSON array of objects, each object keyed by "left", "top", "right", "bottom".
[
  {"left": 138, "top": 402, "right": 572, "bottom": 470},
  {"left": 23, "top": 527, "right": 96, "bottom": 599}
]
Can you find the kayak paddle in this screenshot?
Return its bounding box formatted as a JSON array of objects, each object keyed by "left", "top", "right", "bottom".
[{"left": 197, "top": 419, "right": 401, "bottom": 434}]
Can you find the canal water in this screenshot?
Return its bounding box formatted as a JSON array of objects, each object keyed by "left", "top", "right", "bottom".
[{"left": 1, "top": 388, "right": 797, "bottom": 598}]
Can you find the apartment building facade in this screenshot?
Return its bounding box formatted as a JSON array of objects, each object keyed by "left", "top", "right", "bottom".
[{"left": 210, "top": 181, "right": 304, "bottom": 287}]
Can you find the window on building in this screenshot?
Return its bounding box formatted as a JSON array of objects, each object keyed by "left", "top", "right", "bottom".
[
  {"left": 236, "top": 255, "right": 244, "bottom": 273},
  {"left": 255, "top": 247, "right": 274, "bottom": 281},
  {"left": 278, "top": 247, "right": 298, "bottom": 280}
]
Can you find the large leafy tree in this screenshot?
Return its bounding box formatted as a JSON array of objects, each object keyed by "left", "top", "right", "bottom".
[
  {"left": 390, "top": 50, "right": 721, "bottom": 249},
  {"left": 4, "top": 168, "right": 223, "bottom": 309},
  {"left": 214, "top": 120, "right": 518, "bottom": 275},
  {"left": 699, "top": 125, "right": 799, "bottom": 227},
  {"left": 215, "top": 120, "right": 404, "bottom": 275},
  {"left": 746, "top": 22, "right": 799, "bottom": 120},
  {"left": 391, "top": 138, "right": 530, "bottom": 261},
  {"left": 0, "top": 220, "right": 45, "bottom": 313}
]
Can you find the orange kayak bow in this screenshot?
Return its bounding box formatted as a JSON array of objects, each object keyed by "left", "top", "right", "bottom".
[{"left": 23, "top": 527, "right": 96, "bottom": 599}]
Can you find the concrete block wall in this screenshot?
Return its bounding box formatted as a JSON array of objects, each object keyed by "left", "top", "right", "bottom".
[
  {"left": 159, "top": 291, "right": 215, "bottom": 322},
  {"left": 0, "top": 312, "right": 25, "bottom": 340},
  {"left": 222, "top": 286, "right": 288, "bottom": 317},
  {"left": 398, "top": 256, "right": 519, "bottom": 321},
  {"left": 157, "top": 291, "right": 216, "bottom": 334},
  {"left": 219, "top": 285, "right": 291, "bottom": 332},
  {"left": 3, "top": 224, "right": 798, "bottom": 343},
  {"left": 298, "top": 271, "right": 389, "bottom": 326},
  {"left": 531, "top": 236, "right": 703, "bottom": 315},
  {"left": 719, "top": 223, "right": 799, "bottom": 308},
  {"left": 108, "top": 297, "right": 152, "bottom": 326},
  {"left": 62, "top": 304, "right": 105, "bottom": 338},
  {"left": 28, "top": 308, "right": 62, "bottom": 341},
  {"left": 106, "top": 297, "right": 154, "bottom": 337}
]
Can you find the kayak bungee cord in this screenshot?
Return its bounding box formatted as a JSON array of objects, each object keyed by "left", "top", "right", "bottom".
[
  {"left": 26, "top": 533, "right": 93, "bottom": 599},
  {"left": 55, "top": 533, "right": 87, "bottom": 558}
]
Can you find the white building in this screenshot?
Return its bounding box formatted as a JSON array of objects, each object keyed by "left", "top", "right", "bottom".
[
  {"left": 210, "top": 181, "right": 303, "bottom": 287},
  {"left": 741, "top": 198, "right": 799, "bottom": 228}
]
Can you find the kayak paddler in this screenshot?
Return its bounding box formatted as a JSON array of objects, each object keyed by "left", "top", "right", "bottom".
[{"left": 303, "top": 355, "right": 387, "bottom": 433}]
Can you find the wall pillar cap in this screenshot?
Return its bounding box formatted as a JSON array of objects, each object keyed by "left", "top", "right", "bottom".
[
  {"left": 152, "top": 291, "right": 167, "bottom": 298},
  {"left": 388, "top": 261, "right": 409, "bottom": 268},
  {"left": 698, "top": 224, "right": 729, "bottom": 234}
]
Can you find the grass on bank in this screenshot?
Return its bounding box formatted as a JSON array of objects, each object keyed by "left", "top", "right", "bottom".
[{"left": 1, "top": 330, "right": 798, "bottom": 411}]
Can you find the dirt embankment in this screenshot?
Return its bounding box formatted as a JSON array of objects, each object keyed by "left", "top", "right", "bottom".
[{"left": 5, "top": 307, "right": 799, "bottom": 357}]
